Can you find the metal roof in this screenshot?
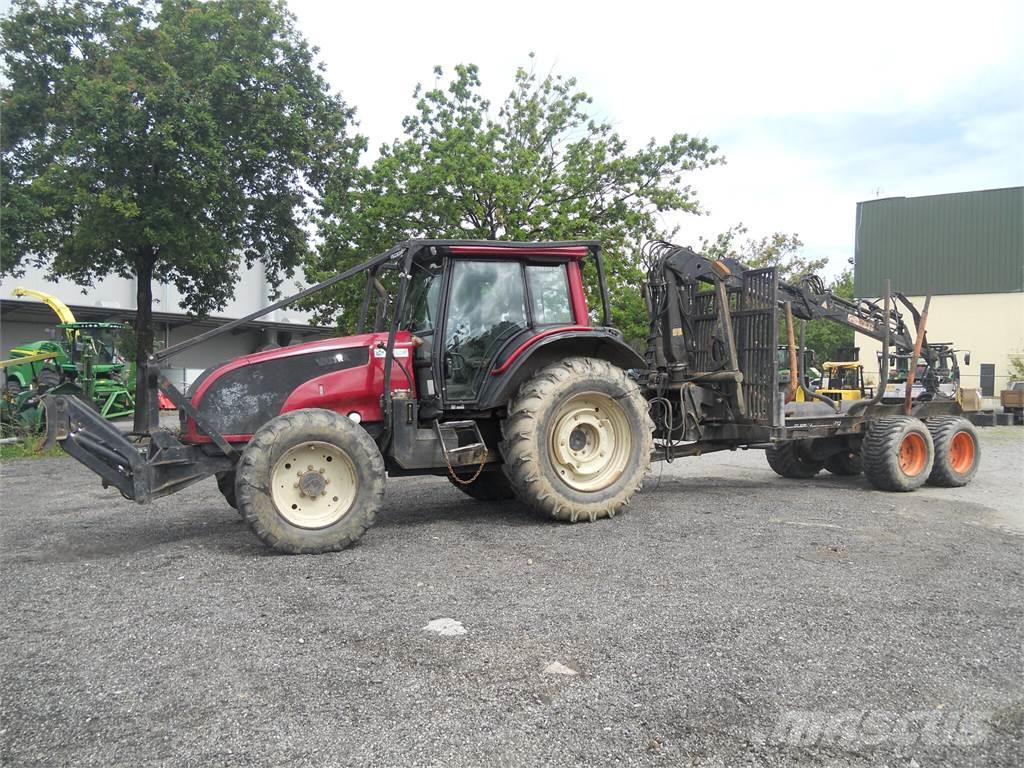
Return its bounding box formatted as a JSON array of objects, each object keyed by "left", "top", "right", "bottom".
[{"left": 854, "top": 187, "right": 1024, "bottom": 297}]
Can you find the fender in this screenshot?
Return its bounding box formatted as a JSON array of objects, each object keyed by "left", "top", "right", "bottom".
[{"left": 475, "top": 328, "right": 643, "bottom": 410}]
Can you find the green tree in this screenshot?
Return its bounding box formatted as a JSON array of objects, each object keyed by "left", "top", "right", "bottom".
[
  {"left": 307, "top": 58, "right": 721, "bottom": 345},
  {"left": 1, "top": 0, "right": 362, "bottom": 429},
  {"left": 700, "top": 224, "right": 827, "bottom": 281},
  {"left": 702, "top": 224, "right": 852, "bottom": 362}
]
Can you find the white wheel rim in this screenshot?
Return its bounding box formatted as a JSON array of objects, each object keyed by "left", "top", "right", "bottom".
[
  {"left": 270, "top": 441, "right": 358, "bottom": 529},
  {"left": 549, "top": 392, "right": 632, "bottom": 492}
]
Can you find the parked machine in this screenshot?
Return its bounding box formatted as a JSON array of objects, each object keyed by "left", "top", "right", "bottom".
[
  {"left": 47, "top": 240, "right": 980, "bottom": 554},
  {"left": 4, "top": 288, "right": 135, "bottom": 422},
  {"left": 812, "top": 361, "right": 872, "bottom": 402}
]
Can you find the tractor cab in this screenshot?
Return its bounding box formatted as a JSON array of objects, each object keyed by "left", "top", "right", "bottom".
[{"left": 395, "top": 246, "right": 587, "bottom": 410}]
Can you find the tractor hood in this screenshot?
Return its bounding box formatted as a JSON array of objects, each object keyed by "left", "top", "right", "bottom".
[{"left": 180, "top": 330, "right": 415, "bottom": 444}]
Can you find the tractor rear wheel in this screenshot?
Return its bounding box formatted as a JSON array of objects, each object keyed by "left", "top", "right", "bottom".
[
  {"left": 863, "top": 416, "right": 934, "bottom": 492},
  {"left": 236, "top": 408, "right": 385, "bottom": 554},
  {"left": 448, "top": 468, "right": 516, "bottom": 501},
  {"left": 500, "top": 357, "right": 653, "bottom": 522},
  {"left": 926, "top": 416, "right": 980, "bottom": 487},
  {"left": 824, "top": 450, "right": 862, "bottom": 476},
  {"left": 5, "top": 378, "right": 22, "bottom": 396},
  {"left": 765, "top": 442, "right": 825, "bottom": 478}
]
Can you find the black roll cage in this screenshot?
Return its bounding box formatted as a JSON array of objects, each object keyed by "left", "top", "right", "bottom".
[{"left": 142, "top": 240, "right": 611, "bottom": 452}]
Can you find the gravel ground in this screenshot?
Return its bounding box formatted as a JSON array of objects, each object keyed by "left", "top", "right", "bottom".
[{"left": 1, "top": 428, "right": 1021, "bottom": 767}]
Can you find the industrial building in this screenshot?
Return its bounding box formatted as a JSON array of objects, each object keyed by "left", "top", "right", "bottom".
[
  {"left": 0, "top": 262, "right": 333, "bottom": 390},
  {"left": 853, "top": 186, "right": 1024, "bottom": 408}
]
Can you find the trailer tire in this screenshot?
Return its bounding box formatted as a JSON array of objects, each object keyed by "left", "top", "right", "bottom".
[
  {"left": 236, "top": 408, "right": 385, "bottom": 554},
  {"left": 925, "top": 416, "right": 979, "bottom": 487},
  {"left": 765, "top": 442, "right": 824, "bottom": 478},
  {"left": 863, "top": 416, "right": 934, "bottom": 492},
  {"left": 216, "top": 470, "right": 239, "bottom": 512},
  {"left": 448, "top": 468, "right": 516, "bottom": 501},
  {"left": 501, "top": 356, "right": 653, "bottom": 522},
  {"left": 824, "top": 451, "right": 862, "bottom": 476}
]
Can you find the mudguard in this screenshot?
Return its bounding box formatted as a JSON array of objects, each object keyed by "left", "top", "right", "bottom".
[{"left": 475, "top": 328, "right": 643, "bottom": 410}]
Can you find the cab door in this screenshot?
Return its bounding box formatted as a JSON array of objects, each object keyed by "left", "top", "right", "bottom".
[{"left": 439, "top": 259, "right": 575, "bottom": 405}]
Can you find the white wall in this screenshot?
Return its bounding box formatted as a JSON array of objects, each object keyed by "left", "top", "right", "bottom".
[
  {"left": 856, "top": 292, "right": 1024, "bottom": 403},
  {"left": 0, "top": 260, "right": 318, "bottom": 325}
]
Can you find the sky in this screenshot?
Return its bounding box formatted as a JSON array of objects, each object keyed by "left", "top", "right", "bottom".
[{"left": 288, "top": 0, "right": 1024, "bottom": 277}]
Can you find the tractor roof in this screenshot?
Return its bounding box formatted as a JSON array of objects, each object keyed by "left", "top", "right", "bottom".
[{"left": 407, "top": 239, "right": 600, "bottom": 260}]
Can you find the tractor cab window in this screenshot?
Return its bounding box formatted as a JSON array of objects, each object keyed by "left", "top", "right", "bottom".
[
  {"left": 401, "top": 255, "right": 444, "bottom": 335},
  {"left": 526, "top": 264, "right": 573, "bottom": 325},
  {"left": 444, "top": 260, "right": 528, "bottom": 400}
]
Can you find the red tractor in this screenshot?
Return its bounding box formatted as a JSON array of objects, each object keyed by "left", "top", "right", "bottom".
[{"left": 50, "top": 239, "right": 980, "bottom": 554}]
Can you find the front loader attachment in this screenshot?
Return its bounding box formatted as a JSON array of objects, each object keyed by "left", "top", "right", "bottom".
[{"left": 46, "top": 394, "right": 233, "bottom": 502}]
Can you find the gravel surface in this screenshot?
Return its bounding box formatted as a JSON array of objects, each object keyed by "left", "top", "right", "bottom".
[{"left": 1, "top": 428, "right": 1021, "bottom": 767}]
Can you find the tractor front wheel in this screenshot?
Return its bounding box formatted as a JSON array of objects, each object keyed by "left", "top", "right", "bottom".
[
  {"left": 236, "top": 408, "right": 385, "bottom": 554},
  {"left": 863, "top": 416, "right": 934, "bottom": 492},
  {"left": 926, "top": 416, "right": 980, "bottom": 487},
  {"left": 501, "top": 357, "right": 653, "bottom": 523}
]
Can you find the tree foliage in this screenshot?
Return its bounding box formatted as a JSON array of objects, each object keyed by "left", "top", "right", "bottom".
[
  {"left": 1, "top": 0, "right": 361, "bottom": 427},
  {"left": 702, "top": 223, "right": 854, "bottom": 363},
  {"left": 306, "top": 58, "right": 721, "bottom": 345}
]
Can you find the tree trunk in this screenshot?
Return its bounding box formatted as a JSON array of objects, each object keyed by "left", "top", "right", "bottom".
[{"left": 132, "top": 251, "right": 156, "bottom": 433}]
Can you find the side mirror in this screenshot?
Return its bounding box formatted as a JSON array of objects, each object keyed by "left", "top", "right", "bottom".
[{"left": 964, "top": 352, "right": 971, "bottom": 366}]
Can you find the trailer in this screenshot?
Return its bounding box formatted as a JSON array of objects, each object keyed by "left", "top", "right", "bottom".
[{"left": 46, "top": 239, "right": 980, "bottom": 553}]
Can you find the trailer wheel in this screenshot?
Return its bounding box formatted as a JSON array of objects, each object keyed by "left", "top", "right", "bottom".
[
  {"left": 765, "top": 442, "right": 825, "bottom": 478},
  {"left": 236, "top": 408, "right": 385, "bottom": 554},
  {"left": 448, "top": 469, "right": 516, "bottom": 501},
  {"left": 824, "top": 451, "right": 862, "bottom": 476},
  {"left": 862, "top": 416, "right": 934, "bottom": 492},
  {"left": 925, "top": 416, "right": 980, "bottom": 487},
  {"left": 501, "top": 357, "right": 653, "bottom": 522},
  {"left": 216, "top": 470, "right": 239, "bottom": 511}
]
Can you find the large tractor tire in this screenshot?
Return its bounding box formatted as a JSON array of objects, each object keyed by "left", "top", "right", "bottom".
[
  {"left": 862, "top": 416, "right": 934, "bottom": 492},
  {"left": 926, "top": 416, "right": 980, "bottom": 487},
  {"left": 5, "top": 378, "right": 22, "bottom": 396},
  {"left": 448, "top": 468, "right": 516, "bottom": 501},
  {"left": 765, "top": 442, "right": 825, "bottom": 478},
  {"left": 236, "top": 408, "right": 385, "bottom": 554},
  {"left": 501, "top": 357, "right": 653, "bottom": 523},
  {"left": 824, "top": 450, "right": 863, "bottom": 476}
]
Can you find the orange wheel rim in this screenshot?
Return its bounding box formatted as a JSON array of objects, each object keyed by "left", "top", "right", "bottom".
[
  {"left": 898, "top": 432, "right": 927, "bottom": 476},
  {"left": 949, "top": 431, "right": 975, "bottom": 474}
]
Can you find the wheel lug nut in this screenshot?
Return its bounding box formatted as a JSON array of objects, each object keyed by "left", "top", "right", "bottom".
[
  {"left": 318, "top": 468, "right": 325, "bottom": 474},
  {"left": 307, "top": 465, "right": 314, "bottom": 471}
]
